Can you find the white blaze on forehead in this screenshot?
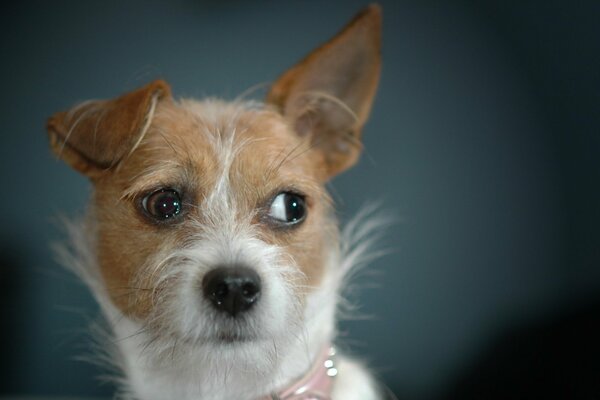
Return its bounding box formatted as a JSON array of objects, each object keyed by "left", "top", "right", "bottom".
[
  {"left": 206, "top": 126, "right": 237, "bottom": 214},
  {"left": 180, "top": 98, "right": 265, "bottom": 225}
]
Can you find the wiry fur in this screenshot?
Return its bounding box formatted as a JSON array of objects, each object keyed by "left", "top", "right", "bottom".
[{"left": 56, "top": 200, "right": 385, "bottom": 399}]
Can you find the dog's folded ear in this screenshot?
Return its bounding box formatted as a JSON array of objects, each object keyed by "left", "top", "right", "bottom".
[
  {"left": 46, "top": 80, "right": 172, "bottom": 179},
  {"left": 267, "top": 4, "right": 381, "bottom": 179}
]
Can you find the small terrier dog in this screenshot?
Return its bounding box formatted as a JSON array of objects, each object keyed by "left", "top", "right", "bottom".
[{"left": 47, "top": 5, "right": 383, "bottom": 400}]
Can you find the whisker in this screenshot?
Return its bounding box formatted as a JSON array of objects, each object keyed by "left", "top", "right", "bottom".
[
  {"left": 111, "top": 326, "right": 151, "bottom": 344},
  {"left": 139, "top": 333, "right": 161, "bottom": 359}
]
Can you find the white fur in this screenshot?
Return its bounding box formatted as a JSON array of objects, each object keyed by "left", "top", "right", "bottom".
[{"left": 58, "top": 212, "right": 381, "bottom": 399}]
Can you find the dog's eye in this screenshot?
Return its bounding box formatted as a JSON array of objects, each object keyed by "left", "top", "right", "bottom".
[
  {"left": 268, "top": 192, "right": 306, "bottom": 224},
  {"left": 142, "top": 189, "right": 182, "bottom": 220}
]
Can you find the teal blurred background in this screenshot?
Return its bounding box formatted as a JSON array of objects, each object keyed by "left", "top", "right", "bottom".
[{"left": 1, "top": 1, "right": 599, "bottom": 398}]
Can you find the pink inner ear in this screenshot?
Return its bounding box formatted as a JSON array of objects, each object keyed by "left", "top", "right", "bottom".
[
  {"left": 293, "top": 111, "right": 315, "bottom": 138},
  {"left": 266, "top": 5, "right": 381, "bottom": 178}
]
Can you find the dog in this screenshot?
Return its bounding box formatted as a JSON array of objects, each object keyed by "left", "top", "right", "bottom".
[{"left": 47, "top": 5, "right": 384, "bottom": 400}]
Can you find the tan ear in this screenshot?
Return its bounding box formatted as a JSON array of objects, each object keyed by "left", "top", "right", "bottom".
[
  {"left": 267, "top": 4, "right": 381, "bottom": 178},
  {"left": 46, "top": 80, "right": 172, "bottom": 179}
]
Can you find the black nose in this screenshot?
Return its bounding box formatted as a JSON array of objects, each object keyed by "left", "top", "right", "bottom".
[{"left": 202, "top": 266, "right": 261, "bottom": 317}]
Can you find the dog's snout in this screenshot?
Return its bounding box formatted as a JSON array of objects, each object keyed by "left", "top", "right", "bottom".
[{"left": 202, "top": 266, "right": 261, "bottom": 316}]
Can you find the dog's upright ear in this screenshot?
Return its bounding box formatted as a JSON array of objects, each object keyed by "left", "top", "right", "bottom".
[
  {"left": 267, "top": 4, "right": 381, "bottom": 179},
  {"left": 46, "top": 80, "right": 172, "bottom": 179}
]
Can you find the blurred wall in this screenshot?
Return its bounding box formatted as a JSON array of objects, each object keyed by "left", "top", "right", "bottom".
[{"left": 1, "top": 1, "right": 598, "bottom": 398}]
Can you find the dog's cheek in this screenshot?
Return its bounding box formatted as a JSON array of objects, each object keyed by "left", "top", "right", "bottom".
[
  {"left": 261, "top": 201, "right": 337, "bottom": 290},
  {"left": 289, "top": 216, "right": 337, "bottom": 287},
  {"left": 93, "top": 186, "right": 167, "bottom": 319}
]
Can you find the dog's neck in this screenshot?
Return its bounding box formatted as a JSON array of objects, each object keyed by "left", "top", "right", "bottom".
[
  {"left": 101, "top": 272, "right": 338, "bottom": 400},
  {"left": 261, "top": 345, "right": 337, "bottom": 400}
]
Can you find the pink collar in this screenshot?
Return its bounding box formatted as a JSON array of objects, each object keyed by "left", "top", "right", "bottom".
[{"left": 261, "top": 346, "right": 338, "bottom": 400}]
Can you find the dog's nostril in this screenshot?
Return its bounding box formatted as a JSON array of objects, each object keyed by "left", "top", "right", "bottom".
[
  {"left": 241, "top": 282, "right": 258, "bottom": 297},
  {"left": 213, "top": 282, "right": 229, "bottom": 304},
  {"left": 202, "top": 266, "right": 262, "bottom": 316}
]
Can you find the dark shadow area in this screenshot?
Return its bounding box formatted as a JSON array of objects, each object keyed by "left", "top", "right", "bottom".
[
  {"left": 0, "top": 240, "right": 31, "bottom": 392},
  {"left": 0, "top": 239, "right": 116, "bottom": 397},
  {"left": 440, "top": 295, "right": 600, "bottom": 399}
]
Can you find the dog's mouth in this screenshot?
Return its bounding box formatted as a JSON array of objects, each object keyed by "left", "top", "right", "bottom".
[
  {"left": 173, "top": 328, "right": 259, "bottom": 347},
  {"left": 214, "top": 331, "right": 255, "bottom": 344},
  {"left": 209, "top": 317, "right": 262, "bottom": 344},
  {"left": 197, "top": 318, "right": 260, "bottom": 344}
]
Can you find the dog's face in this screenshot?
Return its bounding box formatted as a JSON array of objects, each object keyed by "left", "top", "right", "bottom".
[
  {"left": 88, "top": 100, "right": 337, "bottom": 343},
  {"left": 47, "top": 7, "right": 380, "bottom": 355}
]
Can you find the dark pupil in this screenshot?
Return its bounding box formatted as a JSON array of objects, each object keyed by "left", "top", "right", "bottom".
[
  {"left": 285, "top": 194, "right": 305, "bottom": 222},
  {"left": 150, "top": 191, "right": 181, "bottom": 219}
]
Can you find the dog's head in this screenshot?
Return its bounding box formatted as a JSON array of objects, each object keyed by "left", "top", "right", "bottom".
[{"left": 47, "top": 6, "right": 380, "bottom": 368}]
